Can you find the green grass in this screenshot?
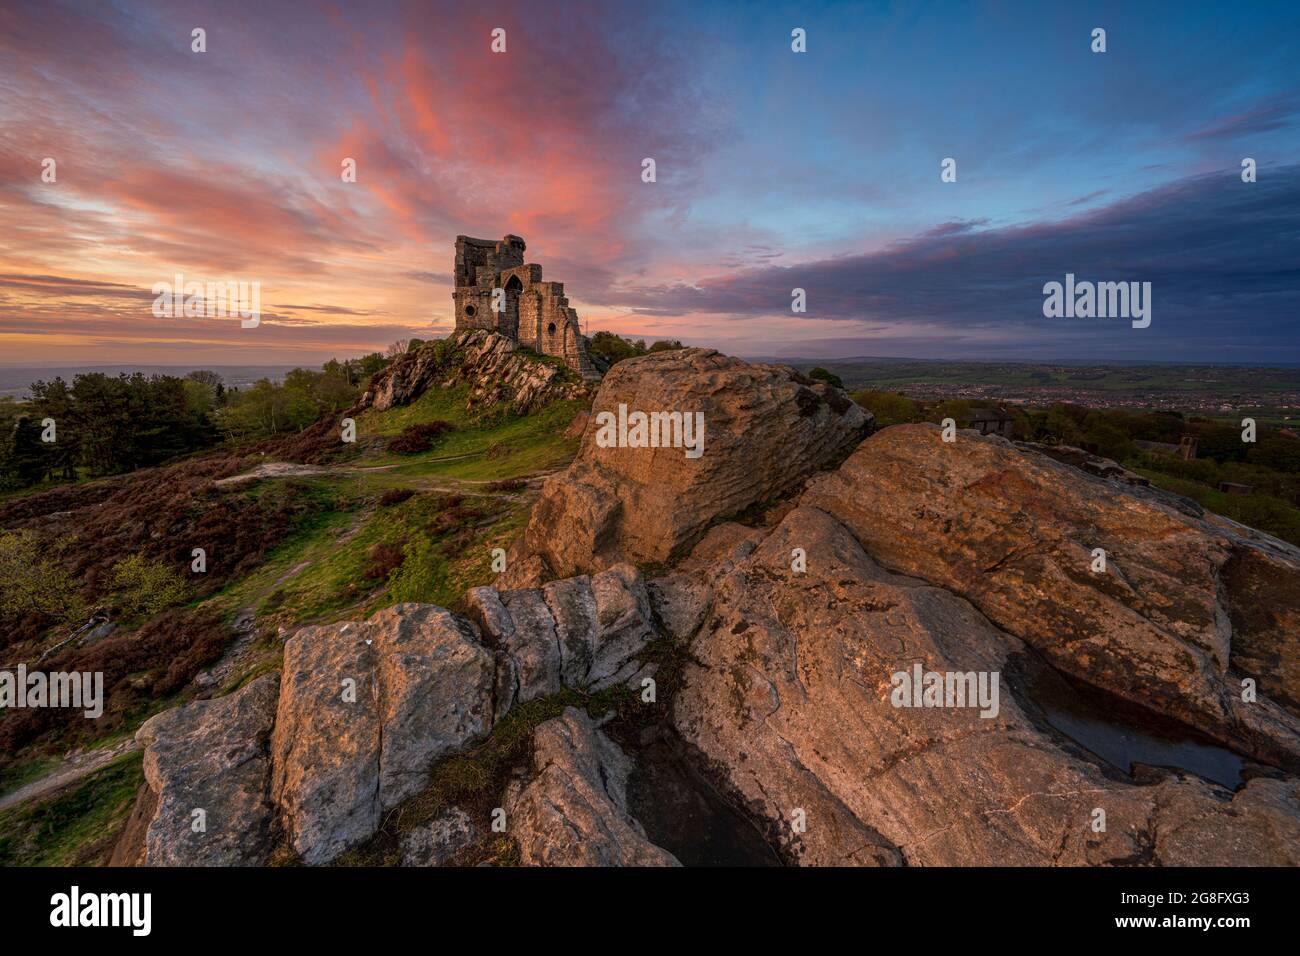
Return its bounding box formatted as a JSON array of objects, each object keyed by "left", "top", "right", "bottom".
[
  {"left": 198, "top": 386, "right": 582, "bottom": 630},
  {"left": 204, "top": 479, "right": 530, "bottom": 630},
  {"left": 357, "top": 389, "right": 583, "bottom": 478},
  {"left": 0, "top": 750, "right": 143, "bottom": 866}
]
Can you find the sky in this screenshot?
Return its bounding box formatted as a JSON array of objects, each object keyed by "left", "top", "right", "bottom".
[{"left": 1, "top": 0, "right": 1297, "bottom": 367}]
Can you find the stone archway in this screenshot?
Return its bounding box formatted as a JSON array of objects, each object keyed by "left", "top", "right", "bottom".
[{"left": 501, "top": 274, "right": 524, "bottom": 339}]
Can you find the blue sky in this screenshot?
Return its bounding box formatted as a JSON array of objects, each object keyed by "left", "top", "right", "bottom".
[{"left": 2, "top": 0, "right": 1297, "bottom": 363}]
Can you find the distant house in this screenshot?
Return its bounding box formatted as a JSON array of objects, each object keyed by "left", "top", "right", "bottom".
[
  {"left": 1080, "top": 457, "right": 1150, "bottom": 487},
  {"left": 1218, "top": 481, "right": 1252, "bottom": 495},
  {"left": 1134, "top": 435, "right": 1198, "bottom": 461},
  {"left": 967, "top": 407, "right": 1013, "bottom": 437}
]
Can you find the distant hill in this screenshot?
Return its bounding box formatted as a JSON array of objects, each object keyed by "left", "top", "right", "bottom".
[{"left": 0, "top": 365, "right": 298, "bottom": 399}]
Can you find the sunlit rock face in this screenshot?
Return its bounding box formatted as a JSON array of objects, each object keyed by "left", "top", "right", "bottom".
[{"left": 501, "top": 347, "right": 871, "bottom": 587}]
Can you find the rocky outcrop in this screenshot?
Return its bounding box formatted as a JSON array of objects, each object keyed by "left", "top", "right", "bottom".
[
  {"left": 361, "top": 329, "right": 587, "bottom": 416},
  {"left": 128, "top": 566, "right": 660, "bottom": 867},
  {"left": 505, "top": 708, "right": 681, "bottom": 866},
  {"left": 399, "top": 807, "right": 478, "bottom": 866},
  {"left": 463, "top": 563, "right": 657, "bottom": 714},
  {"left": 674, "top": 506, "right": 1300, "bottom": 866},
  {"left": 267, "top": 576, "right": 656, "bottom": 865},
  {"left": 801, "top": 424, "right": 1300, "bottom": 768},
  {"left": 500, "top": 348, "right": 870, "bottom": 586},
  {"left": 133, "top": 673, "right": 279, "bottom": 866},
  {"left": 118, "top": 349, "right": 1300, "bottom": 869},
  {"left": 271, "top": 605, "right": 495, "bottom": 865}
]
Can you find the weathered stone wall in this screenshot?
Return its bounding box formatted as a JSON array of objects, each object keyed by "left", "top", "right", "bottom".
[
  {"left": 454, "top": 235, "right": 524, "bottom": 288},
  {"left": 451, "top": 234, "right": 598, "bottom": 381}
]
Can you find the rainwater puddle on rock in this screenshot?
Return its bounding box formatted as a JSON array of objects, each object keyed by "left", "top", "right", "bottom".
[
  {"left": 625, "top": 733, "right": 781, "bottom": 866},
  {"left": 1020, "top": 661, "right": 1245, "bottom": 790}
]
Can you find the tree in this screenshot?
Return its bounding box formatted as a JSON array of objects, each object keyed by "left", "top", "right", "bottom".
[
  {"left": 587, "top": 331, "right": 649, "bottom": 366},
  {"left": 1250, "top": 436, "right": 1300, "bottom": 474},
  {"left": 808, "top": 367, "right": 845, "bottom": 390},
  {"left": 1044, "top": 404, "right": 1081, "bottom": 444},
  {"left": 7, "top": 416, "right": 48, "bottom": 485},
  {"left": 28, "top": 377, "right": 78, "bottom": 479},
  {"left": 0, "top": 530, "right": 85, "bottom": 626},
  {"left": 848, "top": 390, "right": 920, "bottom": 427},
  {"left": 1081, "top": 418, "right": 1132, "bottom": 460},
  {"left": 107, "top": 554, "right": 189, "bottom": 619}
]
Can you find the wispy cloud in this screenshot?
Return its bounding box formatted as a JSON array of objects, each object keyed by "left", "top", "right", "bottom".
[{"left": 0, "top": 0, "right": 1297, "bottom": 363}]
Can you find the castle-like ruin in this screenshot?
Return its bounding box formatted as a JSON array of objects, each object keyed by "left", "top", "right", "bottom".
[{"left": 453, "top": 235, "right": 598, "bottom": 380}]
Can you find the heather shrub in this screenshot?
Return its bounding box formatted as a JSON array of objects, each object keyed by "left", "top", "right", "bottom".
[
  {"left": 0, "top": 607, "right": 229, "bottom": 762},
  {"left": 364, "top": 541, "right": 406, "bottom": 580},
  {"left": 378, "top": 488, "right": 415, "bottom": 507},
  {"left": 107, "top": 554, "right": 189, "bottom": 619},
  {"left": 386, "top": 421, "right": 454, "bottom": 454}
]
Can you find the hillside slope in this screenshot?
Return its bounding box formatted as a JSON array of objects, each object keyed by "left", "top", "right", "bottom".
[
  {"left": 0, "top": 332, "right": 590, "bottom": 864},
  {"left": 96, "top": 347, "right": 1300, "bottom": 867}
]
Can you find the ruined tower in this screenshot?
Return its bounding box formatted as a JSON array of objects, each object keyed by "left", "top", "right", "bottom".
[{"left": 452, "top": 235, "right": 598, "bottom": 380}]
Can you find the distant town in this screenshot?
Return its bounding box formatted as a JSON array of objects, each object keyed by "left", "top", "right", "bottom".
[{"left": 788, "top": 359, "right": 1300, "bottom": 420}]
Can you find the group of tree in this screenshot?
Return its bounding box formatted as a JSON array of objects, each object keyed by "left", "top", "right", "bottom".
[
  {"left": 0, "top": 373, "right": 216, "bottom": 487},
  {"left": 0, "top": 345, "right": 415, "bottom": 491},
  {"left": 585, "top": 331, "right": 684, "bottom": 367},
  {"left": 850, "top": 389, "right": 1300, "bottom": 472}
]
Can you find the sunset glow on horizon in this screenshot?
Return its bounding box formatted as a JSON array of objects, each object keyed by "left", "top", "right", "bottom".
[{"left": 3, "top": 0, "right": 1298, "bottom": 366}]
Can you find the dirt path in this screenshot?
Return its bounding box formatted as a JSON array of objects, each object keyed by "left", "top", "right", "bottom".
[
  {"left": 217, "top": 457, "right": 565, "bottom": 494},
  {"left": 0, "top": 737, "right": 141, "bottom": 813}
]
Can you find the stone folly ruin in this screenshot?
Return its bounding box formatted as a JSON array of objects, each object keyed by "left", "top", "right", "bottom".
[{"left": 453, "top": 235, "right": 598, "bottom": 381}]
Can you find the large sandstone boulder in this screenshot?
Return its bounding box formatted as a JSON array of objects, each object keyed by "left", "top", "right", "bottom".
[
  {"left": 505, "top": 708, "right": 681, "bottom": 866},
  {"left": 134, "top": 674, "right": 280, "bottom": 866},
  {"left": 801, "top": 424, "right": 1300, "bottom": 768},
  {"left": 501, "top": 348, "right": 870, "bottom": 586},
  {"left": 463, "top": 563, "right": 657, "bottom": 713},
  {"left": 271, "top": 605, "right": 495, "bottom": 865},
  {"left": 674, "top": 506, "right": 1300, "bottom": 866}
]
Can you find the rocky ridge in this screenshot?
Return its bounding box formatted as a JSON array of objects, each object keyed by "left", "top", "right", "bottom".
[
  {"left": 118, "top": 347, "right": 1300, "bottom": 867},
  {"left": 361, "top": 329, "right": 589, "bottom": 417},
  {"left": 119, "top": 568, "right": 667, "bottom": 866}
]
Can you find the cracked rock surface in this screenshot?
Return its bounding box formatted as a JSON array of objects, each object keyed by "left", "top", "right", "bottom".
[
  {"left": 673, "top": 505, "right": 1300, "bottom": 866},
  {"left": 270, "top": 604, "right": 495, "bottom": 865},
  {"left": 125, "top": 351, "right": 1300, "bottom": 868},
  {"left": 134, "top": 673, "right": 280, "bottom": 866},
  {"left": 500, "top": 348, "right": 871, "bottom": 586},
  {"left": 802, "top": 424, "right": 1300, "bottom": 768},
  {"left": 505, "top": 708, "right": 681, "bottom": 866}
]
